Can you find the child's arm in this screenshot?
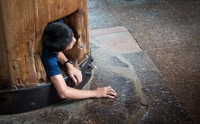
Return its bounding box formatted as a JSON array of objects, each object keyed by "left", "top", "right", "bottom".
[
  {"left": 57, "top": 52, "right": 82, "bottom": 85},
  {"left": 50, "top": 74, "right": 117, "bottom": 99}
]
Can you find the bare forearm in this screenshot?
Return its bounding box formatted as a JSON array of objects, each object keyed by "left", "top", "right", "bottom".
[
  {"left": 63, "top": 87, "right": 97, "bottom": 99},
  {"left": 64, "top": 86, "right": 117, "bottom": 99},
  {"left": 50, "top": 75, "right": 95, "bottom": 99},
  {"left": 50, "top": 75, "right": 117, "bottom": 100}
]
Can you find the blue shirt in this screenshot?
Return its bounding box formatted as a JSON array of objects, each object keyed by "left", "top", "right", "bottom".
[
  {"left": 56, "top": 18, "right": 64, "bottom": 23},
  {"left": 42, "top": 49, "right": 61, "bottom": 77}
]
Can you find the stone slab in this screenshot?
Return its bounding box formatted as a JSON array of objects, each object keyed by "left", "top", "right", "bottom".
[
  {"left": 90, "top": 26, "right": 128, "bottom": 37},
  {"left": 92, "top": 31, "right": 142, "bottom": 54}
]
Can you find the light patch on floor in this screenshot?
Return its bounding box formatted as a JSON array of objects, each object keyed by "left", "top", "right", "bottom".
[{"left": 90, "top": 26, "right": 142, "bottom": 54}]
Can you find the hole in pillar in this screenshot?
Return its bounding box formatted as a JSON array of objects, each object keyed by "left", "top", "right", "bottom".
[
  {"left": 50, "top": 10, "right": 92, "bottom": 88},
  {"left": 54, "top": 11, "right": 90, "bottom": 75}
]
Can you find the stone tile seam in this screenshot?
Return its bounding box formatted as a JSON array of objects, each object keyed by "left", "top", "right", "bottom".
[
  {"left": 109, "top": 6, "right": 128, "bottom": 27},
  {"left": 125, "top": 26, "right": 144, "bottom": 51},
  {"left": 90, "top": 37, "right": 105, "bottom": 48},
  {"left": 147, "top": 64, "right": 195, "bottom": 113},
  {"left": 164, "top": 1, "right": 193, "bottom": 21},
  {"left": 164, "top": 82, "right": 192, "bottom": 116},
  {"left": 141, "top": 52, "right": 169, "bottom": 85}
]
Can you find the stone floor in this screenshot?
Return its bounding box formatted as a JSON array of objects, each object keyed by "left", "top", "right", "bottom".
[
  {"left": 88, "top": 0, "right": 200, "bottom": 123},
  {"left": 0, "top": 0, "right": 200, "bottom": 124}
]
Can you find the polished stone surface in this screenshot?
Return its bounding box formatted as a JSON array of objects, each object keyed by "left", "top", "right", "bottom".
[
  {"left": 28, "top": 68, "right": 143, "bottom": 124},
  {"left": 88, "top": 0, "right": 200, "bottom": 123}
]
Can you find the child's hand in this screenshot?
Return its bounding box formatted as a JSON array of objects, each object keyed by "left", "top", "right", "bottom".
[
  {"left": 67, "top": 65, "right": 82, "bottom": 85},
  {"left": 94, "top": 86, "right": 117, "bottom": 98}
]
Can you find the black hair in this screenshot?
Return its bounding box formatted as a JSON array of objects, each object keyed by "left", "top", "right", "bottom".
[{"left": 43, "top": 22, "right": 73, "bottom": 52}]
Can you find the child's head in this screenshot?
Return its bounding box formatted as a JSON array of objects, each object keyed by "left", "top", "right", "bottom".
[{"left": 43, "top": 22, "right": 73, "bottom": 52}]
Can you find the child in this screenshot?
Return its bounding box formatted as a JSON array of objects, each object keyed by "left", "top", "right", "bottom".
[{"left": 42, "top": 22, "right": 117, "bottom": 99}]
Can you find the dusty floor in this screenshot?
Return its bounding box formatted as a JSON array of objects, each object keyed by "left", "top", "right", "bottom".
[
  {"left": 0, "top": 0, "right": 200, "bottom": 124},
  {"left": 88, "top": 0, "right": 200, "bottom": 123}
]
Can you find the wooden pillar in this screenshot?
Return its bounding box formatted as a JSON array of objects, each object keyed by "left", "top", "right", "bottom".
[
  {"left": 0, "top": 0, "right": 90, "bottom": 90},
  {"left": 61, "top": 0, "right": 90, "bottom": 72}
]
